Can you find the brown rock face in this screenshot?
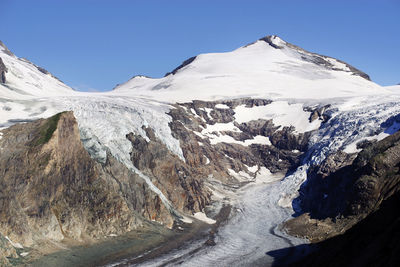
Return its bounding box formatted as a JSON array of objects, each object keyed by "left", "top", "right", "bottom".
[
  {"left": 127, "top": 127, "right": 211, "bottom": 215},
  {"left": 0, "top": 111, "right": 172, "bottom": 248}
]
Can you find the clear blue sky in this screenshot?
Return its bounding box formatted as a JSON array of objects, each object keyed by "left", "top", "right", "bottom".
[{"left": 1, "top": 0, "right": 399, "bottom": 91}]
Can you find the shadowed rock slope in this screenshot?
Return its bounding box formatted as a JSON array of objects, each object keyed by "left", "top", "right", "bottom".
[
  {"left": 281, "top": 129, "right": 400, "bottom": 266},
  {"left": 285, "top": 129, "right": 400, "bottom": 241},
  {"left": 289, "top": 190, "right": 400, "bottom": 267}
]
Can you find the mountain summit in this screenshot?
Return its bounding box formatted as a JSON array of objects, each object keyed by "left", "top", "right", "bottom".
[{"left": 112, "top": 35, "right": 384, "bottom": 102}]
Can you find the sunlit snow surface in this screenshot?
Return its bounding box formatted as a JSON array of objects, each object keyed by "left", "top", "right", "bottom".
[{"left": 112, "top": 37, "right": 389, "bottom": 102}]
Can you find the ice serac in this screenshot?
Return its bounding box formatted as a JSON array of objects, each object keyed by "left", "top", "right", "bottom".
[{"left": 112, "top": 35, "right": 386, "bottom": 102}]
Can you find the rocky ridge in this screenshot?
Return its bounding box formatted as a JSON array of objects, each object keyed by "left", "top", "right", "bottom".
[
  {"left": 0, "top": 111, "right": 178, "bottom": 261},
  {"left": 284, "top": 127, "right": 400, "bottom": 242}
]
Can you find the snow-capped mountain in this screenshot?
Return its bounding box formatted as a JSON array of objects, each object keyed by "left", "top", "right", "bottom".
[
  {"left": 112, "top": 35, "right": 388, "bottom": 102},
  {"left": 0, "top": 40, "right": 75, "bottom": 100},
  {"left": 1, "top": 35, "right": 400, "bottom": 266}
]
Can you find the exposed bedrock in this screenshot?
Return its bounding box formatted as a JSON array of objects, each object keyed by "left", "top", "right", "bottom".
[
  {"left": 285, "top": 128, "right": 400, "bottom": 242},
  {"left": 0, "top": 57, "right": 7, "bottom": 83},
  {"left": 168, "top": 98, "right": 316, "bottom": 178},
  {"left": 0, "top": 111, "right": 173, "bottom": 251},
  {"left": 127, "top": 127, "right": 211, "bottom": 214}
]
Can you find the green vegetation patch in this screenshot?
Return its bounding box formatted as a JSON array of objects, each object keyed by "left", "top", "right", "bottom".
[{"left": 32, "top": 112, "right": 64, "bottom": 146}]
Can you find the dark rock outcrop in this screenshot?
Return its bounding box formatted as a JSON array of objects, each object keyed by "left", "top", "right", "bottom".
[
  {"left": 304, "top": 105, "right": 331, "bottom": 123},
  {"left": 0, "top": 57, "right": 7, "bottom": 83},
  {"left": 0, "top": 41, "right": 14, "bottom": 56},
  {"left": 285, "top": 129, "right": 400, "bottom": 241},
  {"left": 164, "top": 56, "right": 197, "bottom": 77},
  {"left": 260, "top": 35, "right": 284, "bottom": 49},
  {"left": 289, "top": 191, "right": 400, "bottom": 267},
  {"left": 258, "top": 35, "right": 371, "bottom": 80}
]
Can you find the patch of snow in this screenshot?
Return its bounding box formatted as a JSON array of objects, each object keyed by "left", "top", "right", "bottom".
[
  {"left": 190, "top": 108, "right": 205, "bottom": 121},
  {"left": 193, "top": 212, "right": 216, "bottom": 224},
  {"left": 243, "top": 135, "right": 271, "bottom": 146},
  {"left": 204, "top": 155, "right": 210, "bottom": 164},
  {"left": 193, "top": 131, "right": 205, "bottom": 138},
  {"left": 228, "top": 168, "right": 252, "bottom": 181},
  {"left": 246, "top": 165, "right": 258, "bottom": 173},
  {"left": 234, "top": 101, "right": 320, "bottom": 133},
  {"left": 255, "top": 167, "right": 282, "bottom": 184},
  {"left": 202, "top": 122, "right": 241, "bottom": 133},
  {"left": 323, "top": 57, "right": 350, "bottom": 71},
  {"left": 215, "top": 103, "right": 230, "bottom": 109},
  {"left": 343, "top": 141, "right": 362, "bottom": 154},
  {"left": 179, "top": 216, "right": 193, "bottom": 224},
  {"left": 5, "top": 236, "right": 23, "bottom": 249}
]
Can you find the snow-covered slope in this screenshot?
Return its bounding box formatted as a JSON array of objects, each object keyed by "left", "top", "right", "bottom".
[
  {"left": 112, "top": 35, "right": 388, "bottom": 102},
  {"left": 0, "top": 41, "right": 75, "bottom": 100},
  {"left": 385, "top": 84, "right": 400, "bottom": 94}
]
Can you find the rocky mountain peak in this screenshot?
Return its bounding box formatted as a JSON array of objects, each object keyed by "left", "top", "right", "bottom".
[
  {"left": 259, "top": 35, "right": 286, "bottom": 49},
  {"left": 0, "top": 40, "right": 14, "bottom": 56}
]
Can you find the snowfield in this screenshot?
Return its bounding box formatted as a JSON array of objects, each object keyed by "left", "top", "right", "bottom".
[{"left": 1, "top": 36, "right": 400, "bottom": 266}]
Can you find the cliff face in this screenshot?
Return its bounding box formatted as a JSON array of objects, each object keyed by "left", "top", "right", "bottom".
[
  {"left": 0, "top": 112, "right": 174, "bottom": 253},
  {"left": 284, "top": 129, "right": 400, "bottom": 242}
]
